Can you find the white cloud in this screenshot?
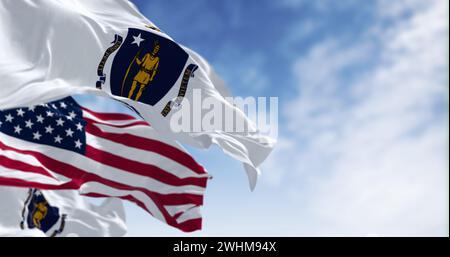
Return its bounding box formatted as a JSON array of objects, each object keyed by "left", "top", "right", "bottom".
[{"left": 261, "top": 0, "right": 449, "bottom": 236}]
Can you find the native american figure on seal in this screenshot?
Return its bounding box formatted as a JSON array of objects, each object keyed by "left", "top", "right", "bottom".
[
  {"left": 32, "top": 201, "right": 48, "bottom": 229},
  {"left": 128, "top": 42, "right": 160, "bottom": 101}
]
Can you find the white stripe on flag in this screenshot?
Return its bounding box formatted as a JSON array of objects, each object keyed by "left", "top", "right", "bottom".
[
  {"left": 92, "top": 122, "right": 185, "bottom": 151},
  {"left": 176, "top": 206, "right": 202, "bottom": 224},
  {"left": 78, "top": 181, "right": 166, "bottom": 222},
  {"left": 82, "top": 111, "right": 142, "bottom": 126},
  {"left": 164, "top": 204, "right": 196, "bottom": 217},
  {"left": 85, "top": 133, "right": 205, "bottom": 179}
]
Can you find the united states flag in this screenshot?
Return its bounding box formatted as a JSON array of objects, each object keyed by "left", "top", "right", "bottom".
[{"left": 0, "top": 97, "right": 209, "bottom": 232}]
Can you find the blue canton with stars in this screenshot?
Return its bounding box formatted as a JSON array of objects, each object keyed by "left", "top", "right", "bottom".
[{"left": 0, "top": 97, "right": 86, "bottom": 154}]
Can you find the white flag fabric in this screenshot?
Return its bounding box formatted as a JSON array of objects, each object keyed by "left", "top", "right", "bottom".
[
  {"left": 0, "top": 0, "right": 275, "bottom": 190},
  {"left": 0, "top": 187, "right": 126, "bottom": 237}
]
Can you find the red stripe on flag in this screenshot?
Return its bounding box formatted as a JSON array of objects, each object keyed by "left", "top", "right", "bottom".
[
  {"left": 85, "top": 122, "right": 207, "bottom": 175},
  {"left": 0, "top": 154, "right": 57, "bottom": 179},
  {"left": 81, "top": 107, "right": 137, "bottom": 121},
  {"left": 85, "top": 145, "right": 208, "bottom": 187}
]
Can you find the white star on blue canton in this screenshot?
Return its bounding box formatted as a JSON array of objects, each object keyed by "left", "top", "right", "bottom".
[
  {"left": 36, "top": 115, "right": 44, "bottom": 123},
  {"left": 45, "top": 125, "right": 54, "bottom": 134},
  {"left": 54, "top": 135, "right": 63, "bottom": 143},
  {"left": 25, "top": 119, "right": 34, "bottom": 129},
  {"left": 68, "top": 111, "right": 76, "bottom": 119},
  {"left": 56, "top": 118, "right": 65, "bottom": 126},
  {"left": 5, "top": 113, "right": 14, "bottom": 122},
  {"left": 131, "top": 33, "right": 145, "bottom": 47},
  {"left": 33, "top": 131, "right": 42, "bottom": 140},
  {"left": 60, "top": 102, "right": 67, "bottom": 109},
  {"left": 16, "top": 108, "right": 25, "bottom": 117},
  {"left": 65, "top": 128, "right": 74, "bottom": 137},
  {"left": 74, "top": 139, "right": 82, "bottom": 149},
  {"left": 14, "top": 125, "right": 22, "bottom": 134},
  {"left": 76, "top": 122, "right": 83, "bottom": 131},
  {"left": 46, "top": 111, "right": 54, "bottom": 117}
]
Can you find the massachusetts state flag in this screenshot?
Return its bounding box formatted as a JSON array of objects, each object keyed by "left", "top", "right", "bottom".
[
  {"left": 0, "top": 96, "right": 209, "bottom": 232},
  {"left": 0, "top": 0, "right": 275, "bottom": 190},
  {"left": 0, "top": 187, "right": 127, "bottom": 237}
]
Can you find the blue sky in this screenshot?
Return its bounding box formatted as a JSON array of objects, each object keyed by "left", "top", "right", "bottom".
[{"left": 78, "top": 0, "right": 448, "bottom": 236}]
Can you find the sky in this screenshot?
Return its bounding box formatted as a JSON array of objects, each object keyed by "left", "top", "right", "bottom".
[{"left": 78, "top": 0, "right": 449, "bottom": 236}]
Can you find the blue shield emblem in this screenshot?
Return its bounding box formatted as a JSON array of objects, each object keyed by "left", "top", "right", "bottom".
[
  {"left": 21, "top": 189, "right": 65, "bottom": 236},
  {"left": 110, "top": 28, "right": 189, "bottom": 105}
]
